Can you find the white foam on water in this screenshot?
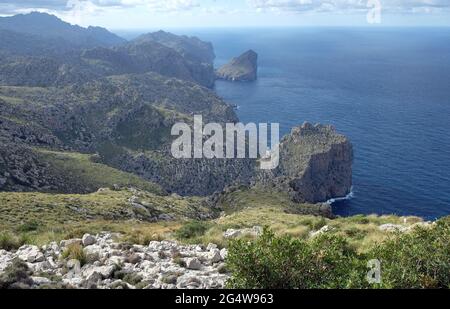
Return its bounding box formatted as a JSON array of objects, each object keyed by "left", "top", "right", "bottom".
[{"left": 327, "top": 188, "right": 355, "bottom": 205}]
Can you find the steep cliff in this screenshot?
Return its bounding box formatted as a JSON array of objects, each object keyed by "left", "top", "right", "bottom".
[
  {"left": 256, "top": 122, "right": 353, "bottom": 203},
  {"left": 216, "top": 50, "right": 258, "bottom": 82}
]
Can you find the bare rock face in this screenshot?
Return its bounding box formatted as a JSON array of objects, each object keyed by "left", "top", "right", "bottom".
[
  {"left": 257, "top": 122, "right": 353, "bottom": 203},
  {"left": 216, "top": 50, "right": 258, "bottom": 82}
]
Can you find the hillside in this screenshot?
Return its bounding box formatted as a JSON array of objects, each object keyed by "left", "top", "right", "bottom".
[{"left": 0, "top": 12, "right": 125, "bottom": 49}]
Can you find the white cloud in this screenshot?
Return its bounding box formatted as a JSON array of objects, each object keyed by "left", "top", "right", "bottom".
[
  {"left": 247, "top": 0, "right": 450, "bottom": 13},
  {"left": 0, "top": 0, "right": 200, "bottom": 15}
]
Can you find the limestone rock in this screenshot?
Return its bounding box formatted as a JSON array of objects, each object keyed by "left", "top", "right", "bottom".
[
  {"left": 16, "top": 245, "right": 45, "bottom": 263},
  {"left": 82, "top": 234, "right": 97, "bottom": 246},
  {"left": 185, "top": 258, "right": 202, "bottom": 270},
  {"left": 310, "top": 225, "right": 333, "bottom": 238}
]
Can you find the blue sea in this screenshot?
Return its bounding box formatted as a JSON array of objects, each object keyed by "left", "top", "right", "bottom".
[{"left": 119, "top": 28, "right": 450, "bottom": 220}]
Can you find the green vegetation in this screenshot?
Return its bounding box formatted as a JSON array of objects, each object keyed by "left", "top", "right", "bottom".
[
  {"left": 61, "top": 244, "right": 87, "bottom": 266},
  {"left": 227, "top": 228, "right": 365, "bottom": 289},
  {"left": 0, "top": 188, "right": 211, "bottom": 246},
  {"left": 368, "top": 218, "right": 450, "bottom": 288},
  {"left": 226, "top": 220, "right": 450, "bottom": 289},
  {"left": 175, "top": 220, "right": 211, "bottom": 240},
  {"left": 0, "top": 232, "right": 29, "bottom": 251},
  {"left": 36, "top": 149, "right": 165, "bottom": 195}
]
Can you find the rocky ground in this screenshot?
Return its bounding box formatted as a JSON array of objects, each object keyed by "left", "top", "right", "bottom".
[{"left": 0, "top": 233, "right": 229, "bottom": 289}]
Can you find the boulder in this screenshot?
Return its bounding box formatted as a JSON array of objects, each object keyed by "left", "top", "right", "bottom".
[
  {"left": 82, "top": 234, "right": 97, "bottom": 246},
  {"left": 31, "top": 276, "right": 52, "bottom": 286},
  {"left": 379, "top": 224, "right": 407, "bottom": 232},
  {"left": 60, "top": 239, "right": 82, "bottom": 248},
  {"left": 208, "top": 250, "right": 222, "bottom": 264},
  {"left": 16, "top": 245, "right": 45, "bottom": 263},
  {"left": 223, "top": 229, "right": 242, "bottom": 239},
  {"left": 206, "top": 243, "right": 218, "bottom": 251},
  {"left": 185, "top": 258, "right": 202, "bottom": 270},
  {"left": 309, "top": 225, "right": 333, "bottom": 238}
]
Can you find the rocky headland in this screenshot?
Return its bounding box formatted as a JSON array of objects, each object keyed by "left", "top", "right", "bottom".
[{"left": 216, "top": 50, "right": 258, "bottom": 82}]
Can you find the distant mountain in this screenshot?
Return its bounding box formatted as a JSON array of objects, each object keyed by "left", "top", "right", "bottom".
[
  {"left": 0, "top": 12, "right": 125, "bottom": 48},
  {"left": 0, "top": 32, "right": 216, "bottom": 88},
  {"left": 135, "top": 30, "right": 215, "bottom": 64}
]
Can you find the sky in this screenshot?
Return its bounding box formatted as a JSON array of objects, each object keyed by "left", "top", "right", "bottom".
[{"left": 0, "top": 0, "right": 449, "bottom": 29}]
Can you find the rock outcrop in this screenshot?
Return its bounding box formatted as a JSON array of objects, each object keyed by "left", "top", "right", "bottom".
[
  {"left": 256, "top": 122, "right": 353, "bottom": 203},
  {"left": 0, "top": 233, "right": 229, "bottom": 289},
  {"left": 216, "top": 50, "right": 258, "bottom": 82}
]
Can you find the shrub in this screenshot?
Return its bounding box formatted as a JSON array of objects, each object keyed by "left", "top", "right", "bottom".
[
  {"left": 0, "top": 232, "right": 29, "bottom": 251},
  {"left": 226, "top": 228, "right": 366, "bottom": 289},
  {"left": 17, "top": 220, "right": 40, "bottom": 233},
  {"left": 0, "top": 258, "right": 33, "bottom": 289},
  {"left": 175, "top": 221, "right": 210, "bottom": 240},
  {"left": 226, "top": 220, "right": 450, "bottom": 289},
  {"left": 61, "top": 244, "right": 87, "bottom": 266},
  {"left": 368, "top": 219, "right": 450, "bottom": 289}
]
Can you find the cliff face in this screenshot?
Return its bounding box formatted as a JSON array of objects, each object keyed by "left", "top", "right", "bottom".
[
  {"left": 216, "top": 50, "right": 258, "bottom": 82},
  {"left": 256, "top": 122, "right": 353, "bottom": 203}
]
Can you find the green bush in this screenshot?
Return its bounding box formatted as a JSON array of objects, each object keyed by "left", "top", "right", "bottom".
[
  {"left": 61, "top": 244, "right": 87, "bottom": 266},
  {"left": 0, "top": 232, "right": 29, "bottom": 251},
  {"left": 368, "top": 219, "right": 450, "bottom": 289},
  {"left": 226, "top": 228, "right": 366, "bottom": 289},
  {"left": 175, "top": 221, "right": 210, "bottom": 240},
  {"left": 226, "top": 220, "right": 450, "bottom": 289},
  {"left": 17, "top": 220, "right": 40, "bottom": 233}
]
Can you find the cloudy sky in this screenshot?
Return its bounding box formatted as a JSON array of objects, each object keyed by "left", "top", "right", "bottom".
[{"left": 0, "top": 0, "right": 449, "bottom": 28}]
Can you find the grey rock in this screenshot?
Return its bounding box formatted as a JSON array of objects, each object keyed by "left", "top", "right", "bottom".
[
  {"left": 60, "top": 239, "right": 82, "bottom": 248},
  {"left": 220, "top": 248, "right": 228, "bottom": 260},
  {"left": 206, "top": 243, "right": 218, "bottom": 251},
  {"left": 31, "top": 276, "right": 52, "bottom": 285},
  {"left": 185, "top": 258, "right": 202, "bottom": 270},
  {"left": 16, "top": 245, "right": 45, "bottom": 263},
  {"left": 379, "top": 224, "right": 407, "bottom": 232},
  {"left": 208, "top": 250, "right": 222, "bottom": 264},
  {"left": 310, "top": 225, "right": 333, "bottom": 238},
  {"left": 82, "top": 234, "right": 96, "bottom": 246}
]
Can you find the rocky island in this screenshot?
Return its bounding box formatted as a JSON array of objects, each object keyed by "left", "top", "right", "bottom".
[{"left": 216, "top": 50, "right": 258, "bottom": 82}]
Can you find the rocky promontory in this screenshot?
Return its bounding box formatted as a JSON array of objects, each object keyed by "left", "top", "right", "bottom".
[
  {"left": 216, "top": 50, "right": 258, "bottom": 82},
  {"left": 256, "top": 122, "right": 353, "bottom": 203}
]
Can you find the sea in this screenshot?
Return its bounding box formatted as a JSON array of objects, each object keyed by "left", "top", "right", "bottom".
[{"left": 117, "top": 28, "right": 450, "bottom": 220}]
